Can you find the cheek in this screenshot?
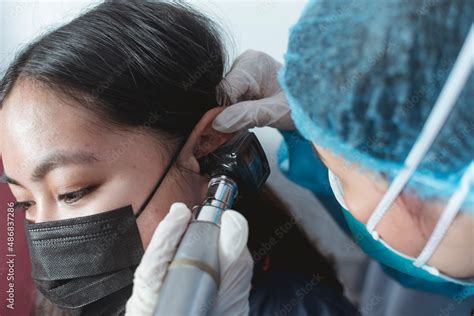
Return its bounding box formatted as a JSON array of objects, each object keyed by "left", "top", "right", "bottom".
[
  {"left": 136, "top": 207, "right": 167, "bottom": 250},
  {"left": 342, "top": 176, "right": 430, "bottom": 256},
  {"left": 429, "top": 213, "right": 474, "bottom": 277},
  {"left": 339, "top": 171, "right": 384, "bottom": 224},
  {"left": 345, "top": 195, "right": 429, "bottom": 256},
  {"left": 376, "top": 205, "right": 429, "bottom": 256},
  {"left": 315, "top": 143, "right": 436, "bottom": 257},
  {"left": 99, "top": 173, "right": 153, "bottom": 212},
  {"left": 343, "top": 190, "right": 378, "bottom": 224},
  {"left": 133, "top": 169, "right": 200, "bottom": 250}
]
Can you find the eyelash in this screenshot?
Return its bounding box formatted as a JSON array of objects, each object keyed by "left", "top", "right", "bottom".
[
  {"left": 58, "top": 186, "right": 97, "bottom": 204},
  {"left": 12, "top": 201, "right": 35, "bottom": 213},
  {"left": 13, "top": 186, "right": 97, "bottom": 212}
]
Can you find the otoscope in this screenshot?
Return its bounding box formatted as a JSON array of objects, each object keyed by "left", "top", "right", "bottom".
[{"left": 153, "top": 131, "right": 270, "bottom": 315}]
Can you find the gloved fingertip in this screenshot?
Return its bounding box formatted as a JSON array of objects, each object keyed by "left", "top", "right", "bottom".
[
  {"left": 212, "top": 120, "right": 243, "bottom": 133},
  {"left": 168, "top": 202, "right": 192, "bottom": 222},
  {"left": 220, "top": 210, "right": 249, "bottom": 263},
  {"left": 212, "top": 117, "right": 229, "bottom": 132},
  {"left": 213, "top": 110, "right": 239, "bottom": 131}
]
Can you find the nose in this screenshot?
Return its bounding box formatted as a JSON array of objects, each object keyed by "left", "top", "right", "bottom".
[{"left": 31, "top": 200, "right": 58, "bottom": 223}]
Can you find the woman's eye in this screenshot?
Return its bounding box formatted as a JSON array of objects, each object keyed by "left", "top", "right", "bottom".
[
  {"left": 58, "top": 186, "right": 96, "bottom": 204},
  {"left": 12, "top": 201, "right": 35, "bottom": 213}
]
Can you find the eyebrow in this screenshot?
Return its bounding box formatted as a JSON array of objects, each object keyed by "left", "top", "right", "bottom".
[
  {"left": 0, "top": 173, "right": 19, "bottom": 185},
  {"left": 0, "top": 151, "right": 100, "bottom": 187}
]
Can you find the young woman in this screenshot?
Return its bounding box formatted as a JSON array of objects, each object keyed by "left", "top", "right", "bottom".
[{"left": 0, "top": 2, "right": 356, "bottom": 315}]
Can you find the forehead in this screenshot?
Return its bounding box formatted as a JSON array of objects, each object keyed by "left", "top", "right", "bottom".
[
  {"left": 2, "top": 80, "right": 102, "bottom": 143},
  {"left": 0, "top": 79, "right": 122, "bottom": 176}
]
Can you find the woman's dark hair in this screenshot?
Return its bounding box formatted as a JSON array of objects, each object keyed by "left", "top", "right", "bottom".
[{"left": 0, "top": 1, "right": 227, "bottom": 139}]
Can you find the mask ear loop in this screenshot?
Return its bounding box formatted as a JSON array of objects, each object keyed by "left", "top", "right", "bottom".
[
  {"left": 135, "top": 136, "right": 189, "bottom": 219},
  {"left": 413, "top": 162, "right": 474, "bottom": 267},
  {"left": 328, "top": 169, "right": 349, "bottom": 209},
  {"left": 366, "top": 24, "right": 474, "bottom": 237}
]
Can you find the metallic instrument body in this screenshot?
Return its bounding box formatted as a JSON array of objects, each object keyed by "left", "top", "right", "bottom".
[{"left": 153, "top": 132, "right": 270, "bottom": 315}]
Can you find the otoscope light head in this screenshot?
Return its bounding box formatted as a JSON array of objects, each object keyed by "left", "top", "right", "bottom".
[{"left": 198, "top": 131, "right": 270, "bottom": 196}]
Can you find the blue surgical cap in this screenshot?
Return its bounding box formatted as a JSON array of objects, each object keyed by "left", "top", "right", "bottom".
[{"left": 279, "top": 0, "right": 474, "bottom": 205}]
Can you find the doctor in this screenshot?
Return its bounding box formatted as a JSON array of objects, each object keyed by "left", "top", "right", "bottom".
[{"left": 126, "top": 0, "right": 473, "bottom": 315}]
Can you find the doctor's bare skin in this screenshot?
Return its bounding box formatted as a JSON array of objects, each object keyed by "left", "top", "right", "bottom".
[{"left": 313, "top": 144, "right": 474, "bottom": 278}]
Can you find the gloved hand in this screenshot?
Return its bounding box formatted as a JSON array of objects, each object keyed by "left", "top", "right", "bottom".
[
  {"left": 125, "top": 203, "right": 253, "bottom": 316},
  {"left": 212, "top": 50, "right": 295, "bottom": 132}
]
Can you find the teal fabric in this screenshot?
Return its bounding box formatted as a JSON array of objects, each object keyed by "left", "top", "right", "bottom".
[
  {"left": 278, "top": 130, "right": 351, "bottom": 235},
  {"left": 341, "top": 201, "right": 474, "bottom": 299},
  {"left": 278, "top": 130, "right": 474, "bottom": 299}
]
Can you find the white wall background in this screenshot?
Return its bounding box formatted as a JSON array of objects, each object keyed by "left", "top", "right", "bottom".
[
  {"left": 0, "top": 0, "right": 367, "bottom": 303},
  {"left": 0, "top": 0, "right": 307, "bottom": 74}
]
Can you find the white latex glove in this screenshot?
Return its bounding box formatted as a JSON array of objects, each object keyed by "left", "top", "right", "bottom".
[
  {"left": 125, "top": 203, "right": 253, "bottom": 316},
  {"left": 212, "top": 50, "right": 295, "bottom": 132}
]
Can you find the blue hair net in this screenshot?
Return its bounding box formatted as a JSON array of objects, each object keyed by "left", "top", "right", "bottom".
[{"left": 279, "top": 0, "right": 474, "bottom": 206}]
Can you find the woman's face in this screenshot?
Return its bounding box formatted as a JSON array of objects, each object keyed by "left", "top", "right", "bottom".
[
  {"left": 0, "top": 79, "right": 210, "bottom": 248},
  {"left": 313, "top": 143, "right": 474, "bottom": 278}
]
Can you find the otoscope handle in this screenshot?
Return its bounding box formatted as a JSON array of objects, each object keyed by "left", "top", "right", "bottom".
[{"left": 153, "top": 220, "right": 220, "bottom": 316}]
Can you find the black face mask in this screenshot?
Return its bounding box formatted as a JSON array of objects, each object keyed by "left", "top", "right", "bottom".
[
  {"left": 24, "top": 141, "right": 186, "bottom": 316},
  {"left": 26, "top": 205, "right": 142, "bottom": 315}
]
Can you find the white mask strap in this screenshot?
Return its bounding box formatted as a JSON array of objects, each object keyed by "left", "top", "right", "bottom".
[
  {"left": 328, "top": 169, "right": 349, "bottom": 209},
  {"left": 367, "top": 24, "right": 474, "bottom": 233},
  {"left": 414, "top": 162, "right": 474, "bottom": 267}
]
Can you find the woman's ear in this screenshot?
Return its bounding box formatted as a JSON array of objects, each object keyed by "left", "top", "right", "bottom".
[{"left": 179, "top": 107, "right": 235, "bottom": 173}]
